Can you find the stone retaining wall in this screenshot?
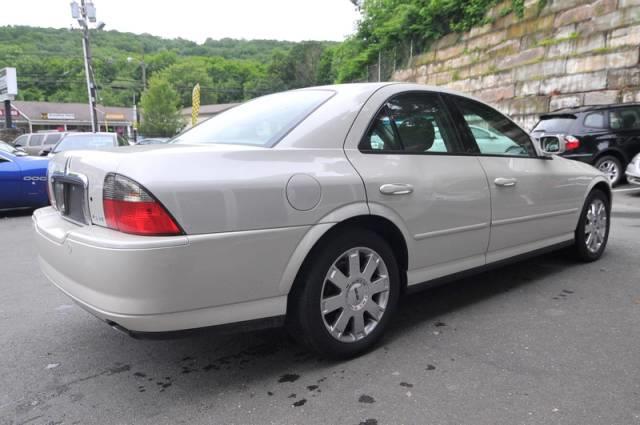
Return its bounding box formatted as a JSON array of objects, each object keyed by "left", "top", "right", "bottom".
[{"left": 392, "top": 0, "right": 640, "bottom": 130}]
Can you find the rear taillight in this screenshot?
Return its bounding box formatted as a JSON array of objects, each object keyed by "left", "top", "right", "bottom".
[
  {"left": 564, "top": 135, "right": 580, "bottom": 151},
  {"left": 102, "top": 173, "right": 182, "bottom": 236}
]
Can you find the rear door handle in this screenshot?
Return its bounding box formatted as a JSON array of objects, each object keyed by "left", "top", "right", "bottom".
[
  {"left": 494, "top": 177, "right": 517, "bottom": 187},
  {"left": 379, "top": 183, "right": 414, "bottom": 195}
]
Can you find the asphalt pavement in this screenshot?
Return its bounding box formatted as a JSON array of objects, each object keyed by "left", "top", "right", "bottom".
[{"left": 1, "top": 186, "right": 639, "bottom": 425}]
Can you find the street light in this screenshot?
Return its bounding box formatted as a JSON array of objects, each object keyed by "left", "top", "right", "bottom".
[{"left": 70, "top": 0, "right": 104, "bottom": 132}]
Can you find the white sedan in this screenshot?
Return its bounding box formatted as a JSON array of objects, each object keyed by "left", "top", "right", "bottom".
[{"left": 34, "top": 83, "right": 611, "bottom": 358}]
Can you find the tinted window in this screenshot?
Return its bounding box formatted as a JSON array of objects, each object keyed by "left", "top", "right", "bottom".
[
  {"left": 360, "top": 93, "right": 457, "bottom": 153},
  {"left": 173, "top": 90, "right": 333, "bottom": 147},
  {"left": 44, "top": 133, "right": 62, "bottom": 145},
  {"left": 53, "top": 134, "right": 115, "bottom": 153},
  {"left": 13, "top": 135, "right": 28, "bottom": 147},
  {"left": 454, "top": 96, "right": 536, "bottom": 157},
  {"left": 29, "top": 134, "right": 45, "bottom": 146},
  {"left": 532, "top": 116, "right": 575, "bottom": 134},
  {"left": 609, "top": 107, "right": 640, "bottom": 130},
  {"left": 584, "top": 112, "right": 605, "bottom": 129}
]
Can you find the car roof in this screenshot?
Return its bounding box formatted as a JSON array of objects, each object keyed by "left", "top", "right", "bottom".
[
  {"left": 545, "top": 103, "right": 640, "bottom": 116},
  {"left": 300, "top": 82, "right": 486, "bottom": 103}
]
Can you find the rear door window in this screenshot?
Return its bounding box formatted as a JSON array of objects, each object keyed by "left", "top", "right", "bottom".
[
  {"left": 609, "top": 107, "right": 640, "bottom": 130},
  {"left": 532, "top": 116, "right": 576, "bottom": 134},
  {"left": 29, "top": 134, "right": 45, "bottom": 147},
  {"left": 584, "top": 112, "right": 605, "bottom": 129},
  {"left": 360, "top": 92, "right": 459, "bottom": 154},
  {"left": 44, "top": 133, "right": 62, "bottom": 145}
]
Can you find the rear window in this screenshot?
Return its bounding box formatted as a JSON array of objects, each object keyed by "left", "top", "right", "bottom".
[
  {"left": 53, "top": 134, "right": 115, "bottom": 153},
  {"left": 532, "top": 116, "right": 575, "bottom": 134},
  {"left": 172, "top": 90, "right": 334, "bottom": 147}
]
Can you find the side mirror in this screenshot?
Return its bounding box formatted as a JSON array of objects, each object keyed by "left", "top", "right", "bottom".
[
  {"left": 39, "top": 149, "right": 51, "bottom": 157},
  {"left": 539, "top": 135, "right": 565, "bottom": 157}
]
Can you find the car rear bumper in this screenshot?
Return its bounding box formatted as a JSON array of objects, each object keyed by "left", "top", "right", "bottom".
[
  {"left": 34, "top": 207, "right": 308, "bottom": 332},
  {"left": 626, "top": 171, "right": 640, "bottom": 185}
]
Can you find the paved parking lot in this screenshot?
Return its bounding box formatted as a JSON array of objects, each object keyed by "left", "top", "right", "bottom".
[{"left": 1, "top": 187, "right": 640, "bottom": 425}]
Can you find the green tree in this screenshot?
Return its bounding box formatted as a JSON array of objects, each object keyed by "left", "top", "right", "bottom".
[
  {"left": 139, "top": 76, "right": 183, "bottom": 137},
  {"left": 158, "top": 59, "right": 216, "bottom": 106}
]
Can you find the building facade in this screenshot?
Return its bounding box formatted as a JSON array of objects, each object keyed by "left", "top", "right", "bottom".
[{"left": 0, "top": 101, "right": 134, "bottom": 135}]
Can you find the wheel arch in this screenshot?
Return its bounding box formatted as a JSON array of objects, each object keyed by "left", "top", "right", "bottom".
[
  {"left": 593, "top": 148, "right": 628, "bottom": 167},
  {"left": 281, "top": 212, "right": 411, "bottom": 309},
  {"left": 576, "top": 177, "right": 612, "bottom": 231},
  {"left": 585, "top": 176, "right": 612, "bottom": 205}
]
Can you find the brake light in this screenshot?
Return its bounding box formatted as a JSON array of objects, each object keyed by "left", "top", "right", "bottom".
[
  {"left": 564, "top": 135, "right": 580, "bottom": 151},
  {"left": 102, "top": 173, "right": 182, "bottom": 236}
]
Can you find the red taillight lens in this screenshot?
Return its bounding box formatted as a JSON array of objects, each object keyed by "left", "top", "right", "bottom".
[
  {"left": 103, "top": 174, "right": 182, "bottom": 236},
  {"left": 564, "top": 135, "right": 580, "bottom": 151}
]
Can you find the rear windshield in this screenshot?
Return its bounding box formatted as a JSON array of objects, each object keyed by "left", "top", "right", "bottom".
[
  {"left": 53, "top": 134, "right": 114, "bottom": 153},
  {"left": 532, "top": 116, "right": 575, "bottom": 134},
  {"left": 172, "top": 90, "right": 334, "bottom": 147}
]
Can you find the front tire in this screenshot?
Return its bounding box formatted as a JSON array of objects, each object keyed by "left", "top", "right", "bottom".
[
  {"left": 287, "top": 228, "right": 400, "bottom": 359},
  {"left": 595, "top": 155, "right": 623, "bottom": 186},
  {"left": 573, "top": 189, "right": 610, "bottom": 262}
]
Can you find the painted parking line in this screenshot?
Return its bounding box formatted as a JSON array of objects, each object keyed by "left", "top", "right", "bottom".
[{"left": 613, "top": 187, "right": 640, "bottom": 193}]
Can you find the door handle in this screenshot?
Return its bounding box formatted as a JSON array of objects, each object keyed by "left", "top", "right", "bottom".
[
  {"left": 494, "top": 177, "right": 517, "bottom": 187},
  {"left": 379, "top": 183, "right": 414, "bottom": 195}
]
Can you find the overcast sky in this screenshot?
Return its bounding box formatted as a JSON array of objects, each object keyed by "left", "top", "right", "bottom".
[{"left": 0, "top": 0, "right": 360, "bottom": 42}]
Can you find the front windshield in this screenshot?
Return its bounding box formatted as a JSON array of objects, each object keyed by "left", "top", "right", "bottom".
[
  {"left": 172, "top": 90, "right": 334, "bottom": 147},
  {"left": 53, "top": 134, "right": 114, "bottom": 153}
]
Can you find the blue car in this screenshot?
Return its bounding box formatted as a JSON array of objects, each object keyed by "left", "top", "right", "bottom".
[{"left": 0, "top": 145, "right": 49, "bottom": 211}]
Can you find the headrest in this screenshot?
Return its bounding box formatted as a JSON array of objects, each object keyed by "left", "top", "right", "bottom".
[
  {"left": 623, "top": 113, "right": 637, "bottom": 129},
  {"left": 397, "top": 118, "right": 435, "bottom": 152}
]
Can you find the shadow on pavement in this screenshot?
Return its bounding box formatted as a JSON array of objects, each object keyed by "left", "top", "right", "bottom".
[
  {"left": 48, "top": 251, "right": 580, "bottom": 398},
  {"left": 0, "top": 208, "right": 34, "bottom": 219}
]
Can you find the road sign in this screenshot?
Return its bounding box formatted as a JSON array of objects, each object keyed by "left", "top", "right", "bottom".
[{"left": 0, "top": 68, "right": 18, "bottom": 102}]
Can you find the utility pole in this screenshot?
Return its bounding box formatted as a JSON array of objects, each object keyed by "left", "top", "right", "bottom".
[
  {"left": 141, "top": 54, "right": 147, "bottom": 89},
  {"left": 71, "top": 0, "right": 101, "bottom": 132}
]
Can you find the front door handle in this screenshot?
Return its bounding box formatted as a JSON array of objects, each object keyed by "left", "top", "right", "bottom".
[
  {"left": 379, "top": 183, "right": 414, "bottom": 195},
  {"left": 494, "top": 177, "right": 517, "bottom": 187}
]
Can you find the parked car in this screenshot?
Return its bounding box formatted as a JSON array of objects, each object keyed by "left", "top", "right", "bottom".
[
  {"left": 532, "top": 103, "right": 640, "bottom": 185},
  {"left": 135, "top": 137, "right": 170, "bottom": 145},
  {"left": 34, "top": 83, "right": 611, "bottom": 358},
  {"left": 625, "top": 153, "right": 640, "bottom": 185},
  {"left": 0, "top": 140, "right": 26, "bottom": 156},
  {"left": 13, "top": 132, "right": 68, "bottom": 156},
  {"left": 0, "top": 147, "right": 49, "bottom": 211},
  {"left": 41, "top": 132, "right": 130, "bottom": 156}
]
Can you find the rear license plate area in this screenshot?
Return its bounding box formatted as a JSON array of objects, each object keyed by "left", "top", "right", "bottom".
[{"left": 52, "top": 177, "right": 88, "bottom": 224}]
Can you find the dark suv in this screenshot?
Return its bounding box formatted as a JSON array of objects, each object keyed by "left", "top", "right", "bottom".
[{"left": 532, "top": 104, "right": 640, "bottom": 185}]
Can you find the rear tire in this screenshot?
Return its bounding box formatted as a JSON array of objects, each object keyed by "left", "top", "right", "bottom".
[
  {"left": 595, "top": 155, "right": 623, "bottom": 186},
  {"left": 573, "top": 189, "right": 610, "bottom": 262},
  {"left": 287, "top": 228, "right": 400, "bottom": 359}
]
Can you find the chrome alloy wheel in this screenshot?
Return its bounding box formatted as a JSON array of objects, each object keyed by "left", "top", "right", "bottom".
[
  {"left": 320, "top": 247, "right": 390, "bottom": 343},
  {"left": 584, "top": 198, "right": 607, "bottom": 254},
  {"left": 598, "top": 159, "right": 619, "bottom": 183}
]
